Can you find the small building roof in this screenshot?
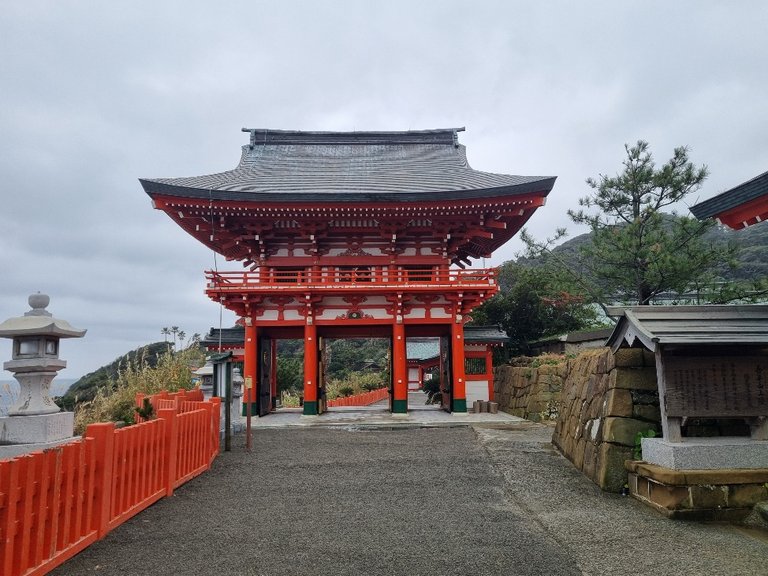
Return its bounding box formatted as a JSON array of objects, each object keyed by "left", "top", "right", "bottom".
[
  {"left": 140, "top": 128, "right": 555, "bottom": 204},
  {"left": 464, "top": 325, "right": 510, "bottom": 344},
  {"left": 605, "top": 305, "right": 768, "bottom": 352},
  {"left": 690, "top": 170, "right": 768, "bottom": 229},
  {"left": 200, "top": 327, "right": 245, "bottom": 348},
  {"left": 406, "top": 338, "right": 439, "bottom": 361}
]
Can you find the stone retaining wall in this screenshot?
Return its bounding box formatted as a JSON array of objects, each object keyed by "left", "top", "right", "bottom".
[
  {"left": 493, "top": 356, "right": 567, "bottom": 422},
  {"left": 494, "top": 347, "right": 662, "bottom": 492}
]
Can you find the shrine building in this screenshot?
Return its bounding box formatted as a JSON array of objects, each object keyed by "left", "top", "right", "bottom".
[{"left": 140, "top": 128, "right": 555, "bottom": 416}]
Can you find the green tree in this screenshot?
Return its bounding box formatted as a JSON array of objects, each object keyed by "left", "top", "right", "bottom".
[
  {"left": 471, "top": 262, "right": 601, "bottom": 354},
  {"left": 569, "top": 140, "right": 736, "bottom": 304}
]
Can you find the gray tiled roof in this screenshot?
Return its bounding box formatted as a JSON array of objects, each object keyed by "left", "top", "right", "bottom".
[
  {"left": 464, "top": 325, "right": 510, "bottom": 344},
  {"left": 140, "top": 128, "right": 555, "bottom": 203},
  {"left": 690, "top": 170, "right": 768, "bottom": 220},
  {"left": 606, "top": 305, "right": 768, "bottom": 351}
]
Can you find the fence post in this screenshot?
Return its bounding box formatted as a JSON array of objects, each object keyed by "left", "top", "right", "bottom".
[
  {"left": 158, "top": 408, "right": 178, "bottom": 496},
  {"left": 209, "top": 397, "right": 221, "bottom": 459},
  {"left": 85, "top": 423, "right": 115, "bottom": 540}
]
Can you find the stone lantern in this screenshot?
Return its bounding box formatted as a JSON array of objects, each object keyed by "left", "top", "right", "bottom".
[{"left": 0, "top": 293, "right": 86, "bottom": 458}]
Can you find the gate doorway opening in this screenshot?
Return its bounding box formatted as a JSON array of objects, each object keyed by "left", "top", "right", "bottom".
[{"left": 319, "top": 337, "right": 391, "bottom": 413}]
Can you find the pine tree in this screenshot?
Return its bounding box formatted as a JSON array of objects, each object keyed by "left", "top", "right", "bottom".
[{"left": 568, "top": 140, "right": 735, "bottom": 304}]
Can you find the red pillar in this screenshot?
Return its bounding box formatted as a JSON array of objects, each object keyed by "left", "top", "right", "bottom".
[
  {"left": 303, "top": 321, "right": 318, "bottom": 415},
  {"left": 392, "top": 322, "right": 407, "bottom": 414},
  {"left": 243, "top": 319, "right": 257, "bottom": 416},
  {"left": 450, "top": 320, "right": 467, "bottom": 412},
  {"left": 486, "top": 347, "right": 495, "bottom": 401}
]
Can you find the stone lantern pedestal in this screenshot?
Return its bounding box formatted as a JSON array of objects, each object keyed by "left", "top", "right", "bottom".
[{"left": 0, "top": 293, "right": 86, "bottom": 459}]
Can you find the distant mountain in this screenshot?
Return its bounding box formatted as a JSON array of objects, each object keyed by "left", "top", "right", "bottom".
[
  {"left": 59, "top": 342, "right": 172, "bottom": 409},
  {"left": 516, "top": 217, "right": 768, "bottom": 285}
]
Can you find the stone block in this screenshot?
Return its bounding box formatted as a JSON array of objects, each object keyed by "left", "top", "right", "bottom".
[
  {"left": 642, "top": 349, "right": 656, "bottom": 367},
  {"left": 574, "top": 438, "right": 586, "bottom": 470},
  {"left": 647, "top": 482, "right": 690, "bottom": 510},
  {"left": 583, "top": 440, "right": 597, "bottom": 480},
  {"left": 596, "top": 348, "right": 616, "bottom": 374},
  {"left": 614, "top": 348, "right": 644, "bottom": 368},
  {"left": 609, "top": 367, "right": 658, "bottom": 391},
  {"left": 728, "top": 484, "right": 768, "bottom": 508},
  {"left": 602, "top": 417, "right": 654, "bottom": 447},
  {"left": 631, "top": 389, "right": 659, "bottom": 406},
  {"left": 597, "top": 442, "right": 633, "bottom": 492},
  {"left": 0, "top": 412, "right": 74, "bottom": 444},
  {"left": 633, "top": 404, "right": 661, "bottom": 422},
  {"left": 642, "top": 437, "right": 768, "bottom": 470},
  {"left": 689, "top": 485, "right": 728, "bottom": 509},
  {"left": 603, "top": 388, "right": 633, "bottom": 417}
]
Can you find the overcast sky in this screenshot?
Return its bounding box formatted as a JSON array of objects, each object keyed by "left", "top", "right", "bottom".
[{"left": 1, "top": 1, "right": 767, "bottom": 379}]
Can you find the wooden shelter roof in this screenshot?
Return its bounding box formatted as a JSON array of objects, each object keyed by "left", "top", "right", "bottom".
[
  {"left": 605, "top": 305, "right": 768, "bottom": 352},
  {"left": 690, "top": 170, "right": 768, "bottom": 229}
]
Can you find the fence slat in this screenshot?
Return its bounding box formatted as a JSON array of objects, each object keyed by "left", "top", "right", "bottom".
[{"left": 1, "top": 393, "right": 219, "bottom": 576}]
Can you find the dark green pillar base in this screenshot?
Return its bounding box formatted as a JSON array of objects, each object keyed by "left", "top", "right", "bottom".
[
  {"left": 392, "top": 399, "right": 408, "bottom": 414},
  {"left": 452, "top": 398, "right": 467, "bottom": 413},
  {"left": 241, "top": 401, "right": 258, "bottom": 417},
  {"left": 303, "top": 401, "right": 318, "bottom": 416}
]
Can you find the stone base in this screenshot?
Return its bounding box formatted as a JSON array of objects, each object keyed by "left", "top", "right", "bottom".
[
  {"left": 626, "top": 460, "right": 768, "bottom": 521},
  {"left": 0, "top": 437, "right": 80, "bottom": 461},
  {"left": 0, "top": 411, "right": 74, "bottom": 444},
  {"left": 642, "top": 437, "right": 768, "bottom": 470}
]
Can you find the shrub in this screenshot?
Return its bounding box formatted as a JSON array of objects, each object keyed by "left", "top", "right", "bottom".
[{"left": 73, "top": 346, "right": 204, "bottom": 434}]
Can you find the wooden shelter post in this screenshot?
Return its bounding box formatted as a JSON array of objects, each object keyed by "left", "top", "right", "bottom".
[{"left": 392, "top": 322, "right": 407, "bottom": 414}]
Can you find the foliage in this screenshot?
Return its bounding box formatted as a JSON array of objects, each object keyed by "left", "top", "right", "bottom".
[
  {"left": 421, "top": 368, "right": 442, "bottom": 404},
  {"left": 325, "top": 372, "right": 388, "bottom": 400},
  {"left": 59, "top": 342, "right": 173, "bottom": 409},
  {"left": 72, "top": 345, "right": 205, "bottom": 434},
  {"left": 470, "top": 261, "right": 603, "bottom": 355},
  {"left": 276, "top": 355, "right": 303, "bottom": 394},
  {"left": 633, "top": 429, "right": 657, "bottom": 460},
  {"left": 568, "top": 140, "right": 737, "bottom": 305}
]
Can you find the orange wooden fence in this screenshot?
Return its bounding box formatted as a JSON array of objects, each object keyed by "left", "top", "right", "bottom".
[
  {"left": 326, "top": 387, "right": 389, "bottom": 407},
  {"left": 0, "top": 393, "right": 220, "bottom": 576}
]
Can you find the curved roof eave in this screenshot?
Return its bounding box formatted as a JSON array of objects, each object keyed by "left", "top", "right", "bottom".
[{"left": 139, "top": 177, "right": 556, "bottom": 204}]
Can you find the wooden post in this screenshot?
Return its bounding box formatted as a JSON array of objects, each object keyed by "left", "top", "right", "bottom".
[
  {"left": 451, "top": 320, "right": 467, "bottom": 412},
  {"left": 303, "top": 321, "right": 318, "bottom": 415},
  {"left": 157, "top": 408, "right": 178, "bottom": 496},
  {"left": 392, "top": 322, "right": 408, "bottom": 414},
  {"left": 654, "top": 347, "right": 681, "bottom": 442},
  {"left": 85, "top": 422, "right": 115, "bottom": 539}
]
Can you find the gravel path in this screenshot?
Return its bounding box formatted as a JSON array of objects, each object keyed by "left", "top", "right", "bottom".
[{"left": 52, "top": 424, "right": 768, "bottom": 576}]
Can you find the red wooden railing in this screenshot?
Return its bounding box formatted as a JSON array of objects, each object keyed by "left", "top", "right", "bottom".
[
  {"left": 326, "top": 387, "right": 389, "bottom": 407},
  {"left": 206, "top": 266, "right": 496, "bottom": 291},
  {"left": 0, "top": 392, "right": 220, "bottom": 576}
]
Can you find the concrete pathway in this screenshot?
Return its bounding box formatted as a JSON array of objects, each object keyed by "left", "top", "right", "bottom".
[{"left": 52, "top": 419, "right": 768, "bottom": 576}]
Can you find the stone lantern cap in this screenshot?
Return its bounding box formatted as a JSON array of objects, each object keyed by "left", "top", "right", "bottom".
[{"left": 0, "top": 293, "right": 86, "bottom": 339}]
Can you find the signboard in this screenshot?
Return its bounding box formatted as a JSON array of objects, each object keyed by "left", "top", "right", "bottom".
[{"left": 664, "top": 356, "right": 768, "bottom": 418}]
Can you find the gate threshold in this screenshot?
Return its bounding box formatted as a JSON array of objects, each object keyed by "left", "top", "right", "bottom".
[{"left": 243, "top": 408, "right": 527, "bottom": 429}]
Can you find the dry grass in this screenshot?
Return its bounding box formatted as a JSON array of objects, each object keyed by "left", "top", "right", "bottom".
[{"left": 73, "top": 346, "right": 205, "bottom": 434}]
